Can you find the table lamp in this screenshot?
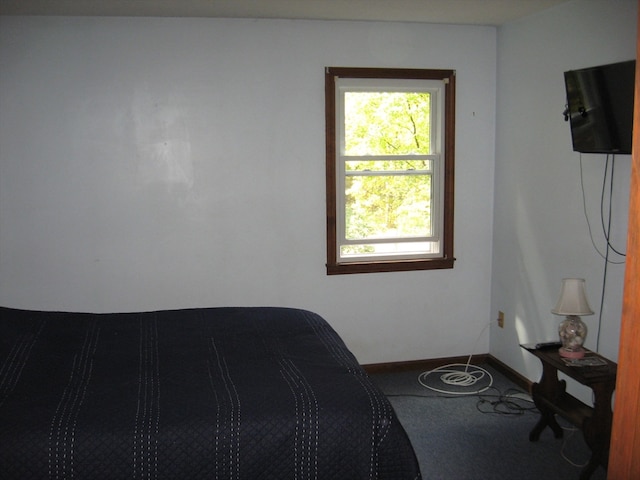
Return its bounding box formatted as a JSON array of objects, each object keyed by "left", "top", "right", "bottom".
[{"left": 551, "top": 278, "right": 594, "bottom": 359}]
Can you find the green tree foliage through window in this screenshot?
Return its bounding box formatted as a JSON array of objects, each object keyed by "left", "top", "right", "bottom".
[
  {"left": 344, "top": 92, "right": 431, "bottom": 156},
  {"left": 343, "top": 92, "right": 433, "bottom": 251}
]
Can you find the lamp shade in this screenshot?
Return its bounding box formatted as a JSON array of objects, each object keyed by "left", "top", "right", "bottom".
[{"left": 551, "top": 278, "right": 594, "bottom": 316}]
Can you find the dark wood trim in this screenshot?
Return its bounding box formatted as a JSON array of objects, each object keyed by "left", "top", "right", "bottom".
[
  {"left": 608, "top": 4, "right": 640, "bottom": 476},
  {"left": 363, "top": 354, "right": 533, "bottom": 394},
  {"left": 325, "top": 67, "right": 455, "bottom": 80},
  {"left": 324, "top": 67, "right": 338, "bottom": 269},
  {"left": 442, "top": 69, "right": 456, "bottom": 260},
  {"left": 485, "top": 355, "right": 533, "bottom": 393},
  {"left": 363, "top": 354, "right": 488, "bottom": 374},
  {"left": 324, "top": 67, "right": 456, "bottom": 275},
  {"left": 327, "top": 257, "right": 455, "bottom": 275}
]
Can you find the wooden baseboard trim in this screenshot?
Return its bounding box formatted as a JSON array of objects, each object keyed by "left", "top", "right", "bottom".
[
  {"left": 485, "top": 354, "right": 532, "bottom": 392},
  {"left": 363, "top": 354, "right": 489, "bottom": 374},
  {"left": 363, "top": 354, "right": 532, "bottom": 393}
]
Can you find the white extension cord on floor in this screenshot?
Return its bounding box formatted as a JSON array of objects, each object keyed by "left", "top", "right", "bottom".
[
  {"left": 418, "top": 321, "right": 494, "bottom": 395},
  {"left": 418, "top": 361, "right": 494, "bottom": 395}
]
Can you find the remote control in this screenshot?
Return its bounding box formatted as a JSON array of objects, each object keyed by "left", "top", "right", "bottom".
[{"left": 535, "top": 341, "right": 562, "bottom": 349}]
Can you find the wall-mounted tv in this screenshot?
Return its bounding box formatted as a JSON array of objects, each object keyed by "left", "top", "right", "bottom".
[{"left": 564, "top": 60, "right": 635, "bottom": 154}]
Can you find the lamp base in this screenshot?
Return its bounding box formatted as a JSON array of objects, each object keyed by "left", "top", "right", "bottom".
[
  {"left": 558, "top": 314, "right": 588, "bottom": 360},
  {"left": 559, "top": 347, "right": 585, "bottom": 359}
]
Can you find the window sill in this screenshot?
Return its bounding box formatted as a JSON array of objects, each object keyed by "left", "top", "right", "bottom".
[{"left": 326, "top": 257, "right": 455, "bottom": 275}]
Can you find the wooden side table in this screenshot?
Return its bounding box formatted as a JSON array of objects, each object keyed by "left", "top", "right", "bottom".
[{"left": 521, "top": 345, "right": 617, "bottom": 480}]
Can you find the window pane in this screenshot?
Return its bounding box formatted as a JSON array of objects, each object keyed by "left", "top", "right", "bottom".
[
  {"left": 344, "top": 92, "right": 431, "bottom": 156},
  {"left": 346, "top": 159, "right": 432, "bottom": 172},
  {"left": 341, "top": 241, "right": 439, "bottom": 258},
  {"left": 345, "top": 174, "right": 432, "bottom": 240}
]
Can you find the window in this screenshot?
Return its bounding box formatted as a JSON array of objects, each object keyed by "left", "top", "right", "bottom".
[{"left": 325, "top": 67, "right": 456, "bottom": 275}]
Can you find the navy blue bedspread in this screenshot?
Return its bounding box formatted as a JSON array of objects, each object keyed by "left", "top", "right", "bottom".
[{"left": 0, "top": 306, "right": 421, "bottom": 479}]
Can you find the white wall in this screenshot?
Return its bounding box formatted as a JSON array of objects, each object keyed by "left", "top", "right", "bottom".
[
  {"left": 0, "top": 16, "right": 497, "bottom": 364},
  {"left": 491, "top": 0, "right": 637, "bottom": 401}
]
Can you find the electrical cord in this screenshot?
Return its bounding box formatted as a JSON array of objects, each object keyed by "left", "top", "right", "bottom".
[
  {"left": 417, "top": 322, "right": 493, "bottom": 396},
  {"left": 418, "top": 362, "right": 493, "bottom": 395},
  {"left": 559, "top": 423, "right": 589, "bottom": 468},
  {"left": 385, "top": 381, "right": 589, "bottom": 468},
  {"left": 579, "top": 155, "right": 626, "bottom": 264},
  {"left": 579, "top": 153, "right": 629, "bottom": 353},
  {"left": 385, "top": 383, "right": 537, "bottom": 420},
  {"left": 595, "top": 235, "right": 609, "bottom": 353},
  {"left": 390, "top": 361, "right": 588, "bottom": 469},
  {"left": 384, "top": 386, "right": 537, "bottom": 415},
  {"left": 475, "top": 387, "right": 537, "bottom": 416},
  {"left": 600, "top": 155, "right": 626, "bottom": 257},
  {"left": 595, "top": 154, "right": 628, "bottom": 351}
]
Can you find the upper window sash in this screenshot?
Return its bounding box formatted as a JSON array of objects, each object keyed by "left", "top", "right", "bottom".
[{"left": 336, "top": 78, "right": 443, "bottom": 157}]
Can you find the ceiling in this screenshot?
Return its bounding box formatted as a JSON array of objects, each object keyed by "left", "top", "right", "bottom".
[{"left": 0, "top": 0, "right": 571, "bottom": 26}]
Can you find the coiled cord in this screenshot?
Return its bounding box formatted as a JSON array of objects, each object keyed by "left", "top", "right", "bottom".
[{"left": 418, "top": 361, "right": 493, "bottom": 395}]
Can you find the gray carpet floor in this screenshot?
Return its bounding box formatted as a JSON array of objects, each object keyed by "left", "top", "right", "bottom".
[{"left": 370, "top": 363, "right": 607, "bottom": 480}]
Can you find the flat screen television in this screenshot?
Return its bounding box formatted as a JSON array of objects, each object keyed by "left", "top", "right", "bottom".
[{"left": 564, "top": 60, "right": 635, "bottom": 154}]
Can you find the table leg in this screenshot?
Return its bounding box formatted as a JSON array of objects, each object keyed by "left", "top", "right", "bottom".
[
  {"left": 579, "top": 380, "right": 615, "bottom": 479},
  {"left": 529, "top": 384, "right": 564, "bottom": 440},
  {"left": 529, "top": 364, "right": 565, "bottom": 441}
]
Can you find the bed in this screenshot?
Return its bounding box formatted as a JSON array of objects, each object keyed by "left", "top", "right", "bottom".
[{"left": 0, "top": 306, "right": 421, "bottom": 479}]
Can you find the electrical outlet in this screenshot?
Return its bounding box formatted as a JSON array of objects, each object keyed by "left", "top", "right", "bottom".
[{"left": 497, "top": 311, "right": 505, "bottom": 328}]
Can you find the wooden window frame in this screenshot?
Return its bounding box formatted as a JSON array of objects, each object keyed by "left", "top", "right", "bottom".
[{"left": 325, "top": 67, "right": 456, "bottom": 275}]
